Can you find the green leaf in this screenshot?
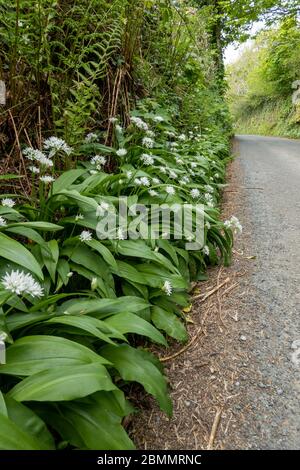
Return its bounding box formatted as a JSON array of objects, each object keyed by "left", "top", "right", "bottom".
[
  {"left": 105, "top": 312, "right": 167, "bottom": 346},
  {"left": 40, "top": 391, "right": 135, "bottom": 450},
  {"left": 151, "top": 306, "right": 188, "bottom": 342},
  {"left": 0, "top": 335, "right": 110, "bottom": 376},
  {"left": 0, "top": 392, "right": 7, "bottom": 416},
  {"left": 6, "top": 227, "right": 45, "bottom": 246},
  {"left": 41, "top": 240, "right": 59, "bottom": 282},
  {"left": 52, "top": 189, "right": 98, "bottom": 211},
  {"left": 45, "top": 315, "right": 125, "bottom": 344},
  {"left": 9, "top": 363, "right": 116, "bottom": 402},
  {"left": 85, "top": 239, "right": 118, "bottom": 271},
  {"left": 111, "top": 260, "right": 148, "bottom": 285},
  {"left": 6, "top": 221, "right": 63, "bottom": 232},
  {"left": 57, "top": 296, "right": 149, "bottom": 318},
  {"left": 6, "top": 312, "right": 53, "bottom": 332},
  {"left": 101, "top": 344, "right": 172, "bottom": 416},
  {"left": 0, "top": 413, "right": 50, "bottom": 450},
  {"left": 0, "top": 233, "right": 44, "bottom": 280},
  {"left": 52, "top": 169, "right": 87, "bottom": 194},
  {"left": 112, "top": 240, "right": 178, "bottom": 273},
  {"left": 4, "top": 395, "right": 54, "bottom": 449},
  {"left": 136, "top": 263, "right": 187, "bottom": 289}
]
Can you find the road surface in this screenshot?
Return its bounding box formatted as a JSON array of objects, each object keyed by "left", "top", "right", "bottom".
[{"left": 235, "top": 135, "right": 300, "bottom": 449}]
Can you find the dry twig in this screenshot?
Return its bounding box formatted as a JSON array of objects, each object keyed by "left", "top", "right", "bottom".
[{"left": 207, "top": 407, "right": 223, "bottom": 450}]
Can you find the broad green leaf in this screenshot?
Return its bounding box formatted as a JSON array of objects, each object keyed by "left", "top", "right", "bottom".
[
  {"left": 9, "top": 363, "right": 116, "bottom": 402},
  {"left": 111, "top": 260, "right": 148, "bottom": 285},
  {"left": 0, "top": 392, "right": 7, "bottom": 416},
  {"left": 85, "top": 239, "right": 118, "bottom": 271},
  {"left": 52, "top": 169, "right": 87, "bottom": 194},
  {"left": 41, "top": 240, "right": 59, "bottom": 282},
  {"left": 4, "top": 396, "right": 54, "bottom": 449},
  {"left": 6, "top": 227, "right": 45, "bottom": 246},
  {"left": 101, "top": 344, "right": 172, "bottom": 416},
  {"left": 151, "top": 306, "right": 188, "bottom": 342},
  {"left": 112, "top": 240, "right": 178, "bottom": 273},
  {"left": 105, "top": 312, "right": 167, "bottom": 346},
  {"left": 0, "top": 413, "right": 50, "bottom": 450},
  {"left": 136, "top": 263, "right": 187, "bottom": 289},
  {"left": 6, "top": 312, "right": 55, "bottom": 332},
  {"left": 40, "top": 391, "right": 135, "bottom": 450},
  {"left": 0, "top": 335, "right": 110, "bottom": 376},
  {"left": 53, "top": 189, "right": 98, "bottom": 211},
  {"left": 0, "top": 233, "right": 44, "bottom": 280},
  {"left": 57, "top": 296, "right": 149, "bottom": 318},
  {"left": 45, "top": 315, "right": 125, "bottom": 344},
  {"left": 6, "top": 221, "right": 63, "bottom": 232}
]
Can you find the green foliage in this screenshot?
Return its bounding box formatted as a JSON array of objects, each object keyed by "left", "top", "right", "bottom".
[
  {"left": 0, "top": 0, "right": 239, "bottom": 452},
  {"left": 227, "top": 19, "right": 300, "bottom": 137},
  {"left": 0, "top": 106, "right": 236, "bottom": 449}
]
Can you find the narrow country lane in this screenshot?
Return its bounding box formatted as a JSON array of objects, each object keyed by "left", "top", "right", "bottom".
[
  {"left": 232, "top": 135, "right": 300, "bottom": 448},
  {"left": 131, "top": 135, "right": 300, "bottom": 450}
]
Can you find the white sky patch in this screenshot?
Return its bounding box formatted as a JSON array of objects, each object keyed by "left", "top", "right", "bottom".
[{"left": 224, "top": 21, "right": 265, "bottom": 65}]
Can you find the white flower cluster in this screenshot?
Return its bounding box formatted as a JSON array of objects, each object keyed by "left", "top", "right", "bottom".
[
  {"left": 204, "top": 184, "right": 214, "bottom": 194},
  {"left": 131, "top": 116, "right": 148, "bottom": 131},
  {"left": 0, "top": 216, "right": 7, "bottom": 227},
  {"left": 140, "top": 153, "right": 154, "bottom": 166},
  {"left": 148, "top": 189, "right": 158, "bottom": 197},
  {"left": 85, "top": 132, "right": 98, "bottom": 143},
  {"left": 1, "top": 270, "right": 43, "bottom": 298},
  {"left": 23, "top": 148, "right": 53, "bottom": 168},
  {"left": 153, "top": 116, "right": 164, "bottom": 122},
  {"left": 142, "top": 137, "right": 154, "bottom": 148},
  {"left": 116, "top": 148, "right": 127, "bottom": 157},
  {"left": 165, "top": 186, "right": 175, "bottom": 195},
  {"left": 43, "top": 136, "right": 72, "bottom": 156},
  {"left": 203, "top": 245, "right": 210, "bottom": 256},
  {"left": 1, "top": 198, "right": 15, "bottom": 208},
  {"left": 168, "top": 169, "right": 177, "bottom": 179},
  {"left": 190, "top": 188, "right": 200, "bottom": 199},
  {"left": 204, "top": 193, "right": 214, "bottom": 207},
  {"left": 146, "top": 130, "right": 155, "bottom": 138},
  {"left": 162, "top": 280, "right": 173, "bottom": 296},
  {"left": 28, "top": 166, "right": 40, "bottom": 174},
  {"left": 169, "top": 142, "right": 178, "bottom": 150},
  {"left": 134, "top": 176, "right": 150, "bottom": 187},
  {"left": 165, "top": 131, "right": 176, "bottom": 138},
  {"left": 79, "top": 230, "right": 93, "bottom": 242},
  {"left": 90, "top": 155, "right": 106, "bottom": 170},
  {"left": 224, "top": 216, "right": 242, "bottom": 234},
  {"left": 40, "top": 175, "right": 55, "bottom": 184},
  {"left": 181, "top": 175, "right": 190, "bottom": 185}
]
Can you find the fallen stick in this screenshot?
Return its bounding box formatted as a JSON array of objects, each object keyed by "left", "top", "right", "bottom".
[
  {"left": 207, "top": 407, "right": 223, "bottom": 450},
  {"left": 192, "top": 277, "right": 230, "bottom": 301},
  {"left": 221, "top": 282, "right": 239, "bottom": 298}
]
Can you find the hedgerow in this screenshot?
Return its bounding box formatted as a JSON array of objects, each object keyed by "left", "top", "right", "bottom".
[
  {"left": 0, "top": 101, "right": 243, "bottom": 449},
  {"left": 0, "top": 0, "right": 244, "bottom": 450}
]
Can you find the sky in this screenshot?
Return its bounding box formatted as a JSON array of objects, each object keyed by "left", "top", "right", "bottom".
[{"left": 224, "top": 21, "right": 265, "bottom": 64}]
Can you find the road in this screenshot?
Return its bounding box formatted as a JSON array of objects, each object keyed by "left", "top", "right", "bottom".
[
  {"left": 131, "top": 134, "right": 300, "bottom": 451},
  {"left": 235, "top": 135, "right": 300, "bottom": 449}
]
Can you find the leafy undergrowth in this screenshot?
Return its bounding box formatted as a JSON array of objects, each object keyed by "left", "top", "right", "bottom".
[{"left": 0, "top": 104, "right": 240, "bottom": 449}]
